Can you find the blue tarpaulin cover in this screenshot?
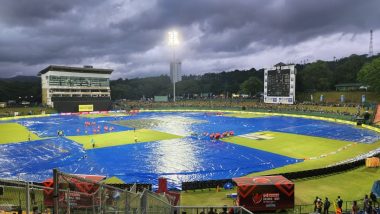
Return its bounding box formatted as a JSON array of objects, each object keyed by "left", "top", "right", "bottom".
[
  {"left": 372, "top": 180, "right": 380, "bottom": 198},
  {"left": 1, "top": 112, "right": 379, "bottom": 188}
]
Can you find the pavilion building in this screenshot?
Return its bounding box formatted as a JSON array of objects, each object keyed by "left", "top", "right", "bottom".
[{"left": 38, "top": 65, "right": 113, "bottom": 112}]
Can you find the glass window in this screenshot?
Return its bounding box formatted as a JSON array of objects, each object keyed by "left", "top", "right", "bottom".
[{"left": 49, "top": 76, "right": 109, "bottom": 87}]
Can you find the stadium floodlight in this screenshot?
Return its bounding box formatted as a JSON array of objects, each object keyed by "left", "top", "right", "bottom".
[
  {"left": 168, "top": 31, "right": 179, "bottom": 47},
  {"left": 168, "top": 30, "right": 180, "bottom": 102}
]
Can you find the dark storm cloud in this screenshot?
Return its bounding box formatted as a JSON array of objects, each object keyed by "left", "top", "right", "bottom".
[
  {"left": 0, "top": 0, "right": 74, "bottom": 26},
  {"left": 117, "top": 0, "right": 380, "bottom": 52},
  {"left": 0, "top": 0, "right": 379, "bottom": 78}
]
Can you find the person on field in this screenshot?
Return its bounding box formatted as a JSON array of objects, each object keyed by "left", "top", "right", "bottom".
[
  {"left": 370, "top": 191, "right": 378, "bottom": 208},
  {"left": 316, "top": 198, "right": 323, "bottom": 214},
  {"left": 314, "top": 196, "right": 319, "bottom": 212},
  {"left": 365, "top": 201, "right": 373, "bottom": 214},
  {"left": 364, "top": 194, "right": 370, "bottom": 212},
  {"left": 220, "top": 206, "right": 228, "bottom": 214},
  {"left": 324, "top": 197, "right": 331, "bottom": 214},
  {"left": 351, "top": 201, "right": 359, "bottom": 214},
  {"left": 335, "top": 196, "right": 343, "bottom": 214},
  {"left": 336, "top": 196, "right": 343, "bottom": 210}
]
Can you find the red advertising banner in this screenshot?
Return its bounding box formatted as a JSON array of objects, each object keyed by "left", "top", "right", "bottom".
[
  {"left": 42, "top": 174, "right": 106, "bottom": 208},
  {"left": 233, "top": 176, "right": 294, "bottom": 212}
]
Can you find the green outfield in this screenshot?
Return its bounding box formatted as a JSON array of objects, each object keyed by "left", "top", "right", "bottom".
[
  {"left": 181, "top": 166, "right": 380, "bottom": 206},
  {"left": 222, "top": 131, "right": 380, "bottom": 175},
  {"left": 181, "top": 188, "right": 236, "bottom": 206},
  {"left": 67, "top": 129, "right": 182, "bottom": 149},
  {"left": 102, "top": 176, "right": 126, "bottom": 184},
  {"left": 0, "top": 123, "right": 40, "bottom": 144},
  {"left": 182, "top": 131, "right": 380, "bottom": 206},
  {"left": 294, "top": 166, "right": 380, "bottom": 205}
]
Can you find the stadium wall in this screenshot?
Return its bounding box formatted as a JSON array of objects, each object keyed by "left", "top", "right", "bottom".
[
  {"left": 182, "top": 157, "right": 368, "bottom": 191},
  {"left": 51, "top": 97, "right": 112, "bottom": 113}
]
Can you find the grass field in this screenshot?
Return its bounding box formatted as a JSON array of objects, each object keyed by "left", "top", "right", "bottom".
[
  {"left": 181, "top": 188, "right": 236, "bottom": 206},
  {"left": 0, "top": 185, "right": 45, "bottom": 210},
  {"left": 182, "top": 129, "right": 380, "bottom": 207},
  {"left": 67, "top": 129, "right": 182, "bottom": 149},
  {"left": 0, "top": 123, "right": 40, "bottom": 144},
  {"left": 222, "top": 131, "right": 380, "bottom": 174},
  {"left": 102, "top": 176, "right": 126, "bottom": 184},
  {"left": 180, "top": 166, "right": 380, "bottom": 206},
  {"left": 223, "top": 131, "right": 361, "bottom": 159},
  {"left": 294, "top": 166, "right": 380, "bottom": 205}
]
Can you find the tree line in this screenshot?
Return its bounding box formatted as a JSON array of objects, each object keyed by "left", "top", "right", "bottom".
[
  {"left": 111, "top": 53, "right": 380, "bottom": 100},
  {"left": 0, "top": 53, "right": 379, "bottom": 102}
]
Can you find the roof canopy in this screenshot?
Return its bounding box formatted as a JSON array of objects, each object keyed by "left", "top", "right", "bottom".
[
  {"left": 233, "top": 175, "right": 293, "bottom": 186},
  {"left": 43, "top": 174, "right": 106, "bottom": 183},
  {"left": 38, "top": 65, "right": 113, "bottom": 76},
  {"left": 334, "top": 83, "right": 363, "bottom": 87}
]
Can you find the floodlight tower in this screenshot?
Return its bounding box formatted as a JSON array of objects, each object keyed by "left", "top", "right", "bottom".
[
  {"left": 369, "top": 29, "right": 374, "bottom": 57},
  {"left": 168, "top": 31, "right": 179, "bottom": 102}
]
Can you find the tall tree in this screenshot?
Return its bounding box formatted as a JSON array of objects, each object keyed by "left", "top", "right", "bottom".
[
  {"left": 240, "top": 76, "right": 263, "bottom": 95},
  {"left": 357, "top": 57, "right": 380, "bottom": 93},
  {"left": 299, "top": 60, "right": 333, "bottom": 91},
  {"left": 333, "top": 54, "right": 367, "bottom": 84}
]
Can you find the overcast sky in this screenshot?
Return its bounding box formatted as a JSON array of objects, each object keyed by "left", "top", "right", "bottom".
[{"left": 0, "top": 0, "right": 379, "bottom": 79}]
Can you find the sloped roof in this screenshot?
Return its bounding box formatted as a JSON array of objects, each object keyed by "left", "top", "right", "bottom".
[
  {"left": 233, "top": 175, "right": 293, "bottom": 186},
  {"left": 38, "top": 65, "right": 113, "bottom": 76}
]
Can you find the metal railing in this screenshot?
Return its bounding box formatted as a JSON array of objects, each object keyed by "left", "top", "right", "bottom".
[
  {"left": 0, "top": 171, "right": 375, "bottom": 214},
  {"left": 0, "top": 178, "right": 51, "bottom": 213},
  {"left": 293, "top": 199, "right": 368, "bottom": 214},
  {"left": 0, "top": 170, "right": 177, "bottom": 214},
  {"left": 173, "top": 206, "right": 253, "bottom": 214}
]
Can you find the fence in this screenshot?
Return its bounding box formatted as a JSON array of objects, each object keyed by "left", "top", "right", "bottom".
[
  {"left": 0, "top": 171, "right": 255, "bottom": 214},
  {"left": 0, "top": 177, "right": 50, "bottom": 213},
  {"left": 172, "top": 200, "right": 368, "bottom": 214},
  {"left": 0, "top": 173, "right": 372, "bottom": 214},
  {"left": 181, "top": 153, "right": 372, "bottom": 191},
  {"left": 54, "top": 170, "right": 174, "bottom": 214},
  {"left": 173, "top": 206, "right": 253, "bottom": 214},
  {"left": 293, "top": 199, "right": 367, "bottom": 214},
  {"left": 0, "top": 169, "right": 173, "bottom": 214}
]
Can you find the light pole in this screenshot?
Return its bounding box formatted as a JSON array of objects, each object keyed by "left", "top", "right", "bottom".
[{"left": 168, "top": 31, "right": 179, "bottom": 102}]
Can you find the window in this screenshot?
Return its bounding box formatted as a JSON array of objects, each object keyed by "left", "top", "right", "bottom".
[{"left": 49, "top": 76, "right": 109, "bottom": 87}]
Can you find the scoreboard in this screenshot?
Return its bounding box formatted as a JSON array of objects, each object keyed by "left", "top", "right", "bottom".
[{"left": 264, "top": 65, "right": 296, "bottom": 104}]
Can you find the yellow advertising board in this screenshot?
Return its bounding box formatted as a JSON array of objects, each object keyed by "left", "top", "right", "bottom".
[{"left": 79, "top": 105, "right": 94, "bottom": 112}]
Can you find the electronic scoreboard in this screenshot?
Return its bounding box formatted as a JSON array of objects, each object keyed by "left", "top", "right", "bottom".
[{"left": 264, "top": 64, "right": 296, "bottom": 104}]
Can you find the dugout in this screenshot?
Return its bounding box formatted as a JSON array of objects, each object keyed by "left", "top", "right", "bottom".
[{"left": 233, "top": 176, "right": 294, "bottom": 212}]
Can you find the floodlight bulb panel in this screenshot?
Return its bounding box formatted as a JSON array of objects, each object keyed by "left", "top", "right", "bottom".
[{"left": 168, "top": 31, "right": 179, "bottom": 46}]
